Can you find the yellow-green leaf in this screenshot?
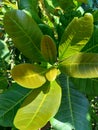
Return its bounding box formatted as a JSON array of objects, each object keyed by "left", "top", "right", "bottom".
[
  {"left": 59, "top": 13, "right": 93, "bottom": 60},
  {"left": 59, "top": 52, "right": 98, "bottom": 78},
  {"left": 76, "top": 0, "right": 87, "bottom": 3},
  {"left": 45, "top": 67, "right": 58, "bottom": 81},
  {"left": 14, "top": 81, "right": 61, "bottom": 130},
  {"left": 11, "top": 63, "right": 46, "bottom": 88},
  {"left": 41, "top": 35, "right": 57, "bottom": 64}
]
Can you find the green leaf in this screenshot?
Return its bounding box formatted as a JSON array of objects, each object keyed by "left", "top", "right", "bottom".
[
  {"left": 11, "top": 127, "right": 18, "bottom": 130},
  {"left": 14, "top": 81, "right": 61, "bottom": 130},
  {"left": 88, "top": 0, "right": 93, "bottom": 8},
  {"left": 44, "top": 0, "right": 59, "bottom": 15},
  {"left": 39, "top": 24, "right": 54, "bottom": 39},
  {"left": 4, "top": 10, "right": 44, "bottom": 62},
  {"left": 2, "top": 0, "right": 18, "bottom": 9},
  {"left": 76, "top": 0, "right": 87, "bottom": 3},
  {"left": 50, "top": 118, "right": 74, "bottom": 130},
  {"left": 50, "top": 74, "right": 91, "bottom": 130},
  {"left": 59, "top": 13, "right": 93, "bottom": 60},
  {"left": 0, "top": 76, "right": 8, "bottom": 92},
  {"left": 0, "top": 40, "right": 10, "bottom": 62},
  {"left": 93, "top": 10, "right": 98, "bottom": 24},
  {"left": 59, "top": 52, "right": 98, "bottom": 78},
  {"left": 44, "top": 0, "right": 75, "bottom": 13},
  {"left": 0, "top": 83, "right": 31, "bottom": 127},
  {"left": 57, "top": 0, "right": 75, "bottom": 10},
  {"left": 71, "top": 78, "right": 98, "bottom": 97},
  {"left": 11, "top": 63, "right": 46, "bottom": 89},
  {"left": 18, "top": 0, "right": 42, "bottom": 23},
  {"left": 41, "top": 35, "right": 57, "bottom": 64},
  {"left": 82, "top": 25, "right": 98, "bottom": 53}
]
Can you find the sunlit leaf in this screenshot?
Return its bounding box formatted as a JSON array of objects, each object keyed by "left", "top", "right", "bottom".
[
  {"left": 50, "top": 74, "right": 91, "bottom": 130},
  {"left": 59, "top": 52, "right": 98, "bottom": 78},
  {"left": 3, "top": 0, "right": 18, "bottom": 9},
  {"left": 45, "top": 67, "right": 58, "bottom": 81},
  {"left": 0, "top": 40, "right": 10, "bottom": 62},
  {"left": 59, "top": 13, "right": 93, "bottom": 60},
  {"left": 14, "top": 81, "right": 61, "bottom": 130},
  {"left": 41, "top": 35, "right": 57, "bottom": 64},
  {"left": 43, "top": 0, "right": 59, "bottom": 15},
  {"left": 11, "top": 63, "right": 46, "bottom": 89},
  {"left": 0, "top": 83, "right": 31, "bottom": 127},
  {"left": 50, "top": 118, "right": 74, "bottom": 130},
  {"left": 4, "top": 10, "right": 44, "bottom": 62}
]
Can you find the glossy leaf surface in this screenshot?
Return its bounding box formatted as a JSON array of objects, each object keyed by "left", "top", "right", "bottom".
[
  {"left": 4, "top": 10, "right": 44, "bottom": 62},
  {"left": 41, "top": 35, "right": 57, "bottom": 64},
  {"left": 50, "top": 74, "right": 91, "bottom": 130},
  {"left": 14, "top": 81, "right": 61, "bottom": 130},
  {"left": 45, "top": 67, "right": 58, "bottom": 81},
  {"left": 11, "top": 63, "right": 46, "bottom": 89},
  {"left": 0, "top": 83, "right": 31, "bottom": 127},
  {"left": 59, "top": 52, "right": 98, "bottom": 78},
  {"left": 59, "top": 13, "right": 93, "bottom": 60}
]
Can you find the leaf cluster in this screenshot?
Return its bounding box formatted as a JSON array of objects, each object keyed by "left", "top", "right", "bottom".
[{"left": 0, "top": 0, "right": 98, "bottom": 130}]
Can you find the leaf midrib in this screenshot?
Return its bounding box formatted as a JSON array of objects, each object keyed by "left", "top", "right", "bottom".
[
  {"left": 0, "top": 89, "right": 33, "bottom": 118},
  {"left": 15, "top": 70, "right": 46, "bottom": 78},
  {"left": 25, "top": 91, "right": 48, "bottom": 129},
  {"left": 66, "top": 76, "right": 75, "bottom": 126},
  {"left": 8, "top": 13, "right": 43, "bottom": 58}
]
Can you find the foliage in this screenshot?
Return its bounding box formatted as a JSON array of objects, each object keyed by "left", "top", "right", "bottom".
[{"left": 0, "top": 0, "right": 98, "bottom": 130}]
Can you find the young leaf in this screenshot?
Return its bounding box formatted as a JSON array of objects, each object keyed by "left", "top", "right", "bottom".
[
  {"left": 14, "top": 81, "right": 61, "bottom": 130},
  {"left": 59, "top": 52, "right": 98, "bottom": 78},
  {"left": 4, "top": 10, "right": 44, "bottom": 62},
  {"left": 45, "top": 67, "right": 58, "bottom": 81},
  {"left": 11, "top": 63, "right": 46, "bottom": 89},
  {"left": 50, "top": 74, "right": 91, "bottom": 130},
  {"left": 41, "top": 35, "right": 57, "bottom": 64},
  {"left": 59, "top": 13, "right": 93, "bottom": 60},
  {"left": 0, "top": 83, "right": 31, "bottom": 127}
]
